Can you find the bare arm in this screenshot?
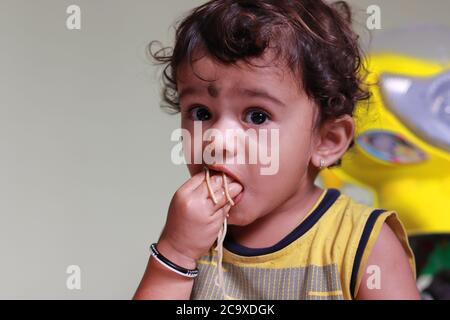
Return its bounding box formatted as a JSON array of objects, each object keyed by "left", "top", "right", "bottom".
[
  {"left": 132, "top": 239, "right": 197, "bottom": 300},
  {"left": 356, "top": 223, "right": 421, "bottom": 300},
  {"left": 133, "top": 171, "right": 243, "bottom": 300}
]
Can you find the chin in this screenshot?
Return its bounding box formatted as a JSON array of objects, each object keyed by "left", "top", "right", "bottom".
[{"left": 227, "top": 206, "right": 259, "bottom": 226}]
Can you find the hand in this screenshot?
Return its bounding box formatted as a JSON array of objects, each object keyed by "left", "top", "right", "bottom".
[{"left": 157, "top": 170, "right": 243, "bottom": 269}]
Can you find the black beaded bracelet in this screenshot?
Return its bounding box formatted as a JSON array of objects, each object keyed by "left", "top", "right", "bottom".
[{"left": 150, "top": 243, "right": 199, "bottom": 278}]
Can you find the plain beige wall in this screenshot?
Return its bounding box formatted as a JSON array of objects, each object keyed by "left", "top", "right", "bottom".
[{"left": 1, "top": 0, "right": 449, "bottom": 299}]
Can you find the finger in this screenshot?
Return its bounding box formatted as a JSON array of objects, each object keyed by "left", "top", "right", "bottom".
[
  {"left": 210, "top": 203, "right": 231, "bottom": 225},
  {"left": 178, "top": 168, "right": 208, "bottom": 193},
  {"left": 194, "top": 171, "right": 236, "bottom": 200},
  {"left": 192, "top": 171, "right": 223, "bottom": 201},
  {"left": 209, "top": 182, "right": 243, "bottom": 213},
  {"left": 222, "top": 203, "right": 231, "bottom": 219}
]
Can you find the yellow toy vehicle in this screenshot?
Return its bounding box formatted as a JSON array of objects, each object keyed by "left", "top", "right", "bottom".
[{"left": 320, "top": 26, "right": 450, "bottom": 299}]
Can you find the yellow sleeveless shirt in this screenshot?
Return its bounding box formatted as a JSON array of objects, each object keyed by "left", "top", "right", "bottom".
[{"left": 190, "top": 188, "right": 416, "bottom": 300}]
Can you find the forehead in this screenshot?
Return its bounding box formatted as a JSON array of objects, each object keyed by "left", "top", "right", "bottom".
[{"left": 176, "top": 51, "right": 303, "bottom": 101}]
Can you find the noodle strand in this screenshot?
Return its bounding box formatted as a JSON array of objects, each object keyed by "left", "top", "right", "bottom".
[
  {"left": 204, "top": 168, "right": 236, "bottom": 300},
  {"left": 205, "top": 167, "right": 218, "bottom": 204},
  {"left": 222, "top": 172, "right": 235, "bottom": 206}
]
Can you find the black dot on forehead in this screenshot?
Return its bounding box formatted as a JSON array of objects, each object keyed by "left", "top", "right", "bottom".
[{"left": 207, "top": 84, "right": 219, "bottom": 98}]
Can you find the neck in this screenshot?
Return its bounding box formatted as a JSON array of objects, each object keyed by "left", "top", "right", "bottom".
[{"left": 227, "top": 177, "right": 324, "bottom": 249}]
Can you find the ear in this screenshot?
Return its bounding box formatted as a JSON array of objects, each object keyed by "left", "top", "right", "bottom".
[{"left": 311, "top": 115, "right": 355, "bottom": 169}]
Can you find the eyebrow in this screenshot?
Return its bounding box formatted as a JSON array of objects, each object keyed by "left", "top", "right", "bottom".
[
  {"left": 178, "top": 85, "right": 286, "bottom": 107},
  {"left": 178, "top": 86, "right": 202, "bottom": 100},
  {"left": 238, "top": 88, "right": 286, "bottom": 107}
]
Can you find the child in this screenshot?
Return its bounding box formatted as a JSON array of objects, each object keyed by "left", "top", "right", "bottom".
[{"left": 133, "top": 0, "right": 420, "bottom": 300}]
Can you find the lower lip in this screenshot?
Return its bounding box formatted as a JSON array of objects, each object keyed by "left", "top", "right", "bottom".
[{"left": 232, "top": 190, "right": 244, "bottom": 205}]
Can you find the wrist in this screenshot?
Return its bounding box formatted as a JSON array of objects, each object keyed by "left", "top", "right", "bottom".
[{"left": 156, "top": 239, "right": 198, "bottom": 270}]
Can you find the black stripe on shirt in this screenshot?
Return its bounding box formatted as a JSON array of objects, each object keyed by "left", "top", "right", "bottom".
[{"left": 350, "top": 209, "right": 386, "bottom": 299}]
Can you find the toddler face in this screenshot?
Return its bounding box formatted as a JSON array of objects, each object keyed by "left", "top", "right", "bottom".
[{"left": 177, "top": 50, "right": 320, "bottom": 226}]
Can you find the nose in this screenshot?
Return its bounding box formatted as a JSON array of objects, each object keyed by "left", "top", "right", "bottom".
[{"left": 203, "top": 118, "right": 242, "bottom": 165}]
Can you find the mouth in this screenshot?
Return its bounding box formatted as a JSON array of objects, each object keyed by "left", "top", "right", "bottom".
[
  {"left": 205, "top": 165, "right": 245, "bottom": 205},
  {"left": 206, "top": 165, "right": 242, "bottom": 186}
]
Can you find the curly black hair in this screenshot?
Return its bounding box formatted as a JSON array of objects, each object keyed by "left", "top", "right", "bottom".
[{"left": 149, "top": 0, "right": 371, "bottom": 167}]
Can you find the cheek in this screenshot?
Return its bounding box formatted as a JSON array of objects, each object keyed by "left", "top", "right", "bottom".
[
  {"left": 243, "top": 127, "right": 313, "bottom": 195},
  {"left": 186, "top": 163, "right": 203, "bottom": 177},
  {"left": 258, "top": 131, "right": 312, "bottom": 197},
  {"left": 180, "top": 124, "right": 206, "bottom": 167},
  {"left": 278, "top": 129, "right": 313, "bottom": 170}
]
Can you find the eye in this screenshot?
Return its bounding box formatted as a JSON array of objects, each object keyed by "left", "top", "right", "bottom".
[
  {"left": 189, "top": 106, "right": 212, "bottom": 121},
  {"left": 244, "top": 109, "right": 271, "bottom": 125}
]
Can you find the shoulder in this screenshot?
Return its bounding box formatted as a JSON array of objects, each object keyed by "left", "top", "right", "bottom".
[
  {"left": 355, "top": 222, "right": 420, "bottom": 300},
  {"left": 324, "top": 193, "right": 418, "bottom": 299}
]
